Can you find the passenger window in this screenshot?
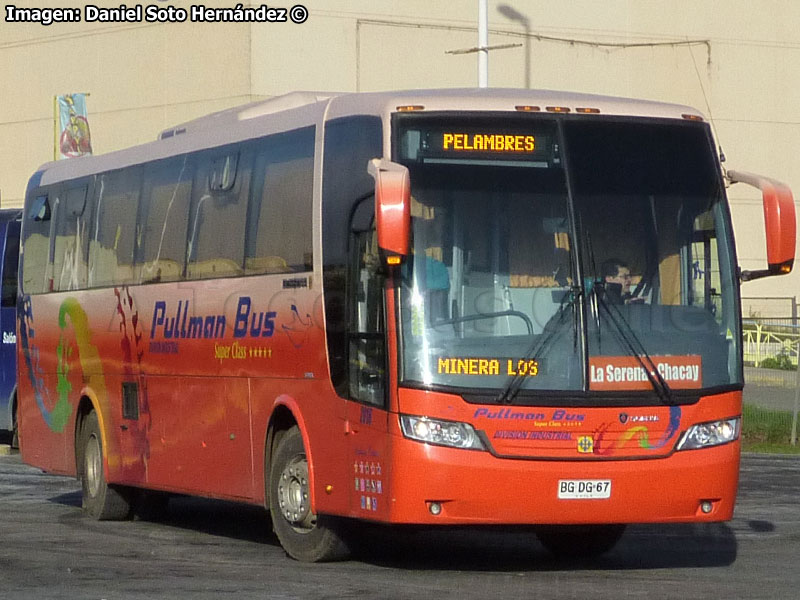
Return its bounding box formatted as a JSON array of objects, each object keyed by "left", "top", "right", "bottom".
[
  {"left": 52, "top": 185, "right": 89, "bottom": 291},
  {"left": 138, "top": 157, "right": 193, "bottom": 283},
  {"left": 187, "top": 150, "right": 250, "bottom": 280},
  {"left": 22, "top": 194, "right": 50, "bottom": 294},
  {"left": 89, "top": 168, "right": 140, "bottom": 287},
  {"left": 246, "top": 128, "right": 314, "bottom": 274}
]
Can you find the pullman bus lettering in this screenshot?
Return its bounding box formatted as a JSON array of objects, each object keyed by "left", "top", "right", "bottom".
[{"left": 150, "top": 296, "right": 276, "bottom": 340}]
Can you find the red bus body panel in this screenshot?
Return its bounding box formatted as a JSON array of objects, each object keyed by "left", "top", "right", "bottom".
[
  {"left": 19, "top": 273, "right": 742, "bottom": 525},
  {"left": 18, "top": 277, "right": 351, "bottom": 509}
]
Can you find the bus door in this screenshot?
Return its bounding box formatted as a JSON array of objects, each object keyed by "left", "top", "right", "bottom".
[{"left": 344, "top": 200, "right": 390, "bottom": 519}]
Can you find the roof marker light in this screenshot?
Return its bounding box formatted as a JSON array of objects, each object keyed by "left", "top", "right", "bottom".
[
  {"left": 576, "top": 107, "right": 600, "bottom": 114},
  {"left": 546, "top": 106, "right": 571, "bottom": 113},
  {"left": 515, "top": 105, "right": 541, "bottom": 112},
  {"left": 397, "top": 105, "right": 425, "bottom": 112},
  {"left": 682, "top": 114, "right": 704, "bottom": 122}
]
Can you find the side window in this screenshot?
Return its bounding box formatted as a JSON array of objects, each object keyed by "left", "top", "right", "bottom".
[
  {"left": 187, "top": 150, "right": 250, "bottom": 280},
  {"left": 89, "top": 168, "right": 140, "bottom": 287},
  {"left": 348, "top": 199, "right": 386, "bottom": 406},
  {"left": 246, "top": 128, "right": 314, "bottom": 274},
  {"left": 138, "top": 157, "right": 193, "bottom": 283},
  {"left": 52, "top": 184, "right": 89, "bottom": 292},
  {"left": 22, "top": 193, "right": 51, "bottom": 294},
  {"left": 1, "top": 221, "right": 19, "bottom": 306}
]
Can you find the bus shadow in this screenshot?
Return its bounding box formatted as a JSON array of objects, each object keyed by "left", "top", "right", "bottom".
[
  {"left": 351, "top": 523, "right": 738, "bottom": 571},
  {"left": 150, "top": 496, "right": 277, "bottom": 546},
  {"left": 47, "top": 492, "right": 739, "bottom": 570},
  {"left": 50, "top": 492, "right": 280, "bottom": 548},
  {"left": 50, "top": 491, "right": 82, "bottom": 508}
]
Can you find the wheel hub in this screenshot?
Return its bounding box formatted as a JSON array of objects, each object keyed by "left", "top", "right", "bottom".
[
  {"left": 277, "top": 454, "right": 314, "bottom": 530},
  {"left": 85, "top": 434, "right": 102, "bottom": 498}
]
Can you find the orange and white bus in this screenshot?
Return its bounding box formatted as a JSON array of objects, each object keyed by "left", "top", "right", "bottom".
[{"left": 19, "top": 89, "right": 796, "bottom": 561}]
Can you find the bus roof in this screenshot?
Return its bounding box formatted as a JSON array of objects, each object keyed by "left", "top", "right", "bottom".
[
  {"left": 32, "top": 88, "right": 705, "bottom": 188},
  {"left": 323, "top": 87, "right": 705, "bottom": 122}
]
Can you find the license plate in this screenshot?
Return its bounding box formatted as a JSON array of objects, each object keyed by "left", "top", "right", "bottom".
[{"left": 558, "top": 479, "right": 612, "bottom": 499}]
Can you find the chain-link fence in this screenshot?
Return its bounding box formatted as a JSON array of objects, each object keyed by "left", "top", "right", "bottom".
[
  {"left": 743, "top": 318, "right": 799, "bottom": 370},
  {"left": 741, "top": 296, "right": 798, "bottom": 321},
  {"left": 741, "top": 297, "right": 800, "bottom": 445}
]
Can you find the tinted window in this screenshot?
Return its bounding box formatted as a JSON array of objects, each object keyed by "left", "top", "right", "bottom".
[
  {"left": 245, "top": 127, "right": 315, "bottom": 274},
  {"left": 52, "top": 185, "right": 89, "bottom": 292},
  {"left": 22, "top": 193, "right": 51, "bottom": 294},
  {"left": 89, "top": 168, "right": 140, "bottom": 287},
  {"left": 187, "top": 150, "right": 250, "bottom": 280},
  {"left": 138, "top": 156, "right": 193, "bottom": 283},
  {"left": 321, "top": 116, "right": 383, "bottom": 396}
]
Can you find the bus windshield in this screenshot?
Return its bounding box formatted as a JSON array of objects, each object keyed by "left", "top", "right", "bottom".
[{"left": 394, "top": 114, "right": 740, "bottom": 400}]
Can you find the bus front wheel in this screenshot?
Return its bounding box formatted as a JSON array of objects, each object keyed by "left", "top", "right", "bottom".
[
  {"left": 536, "top": 524, "right": 626, "bottom": 559},
  {"left": 268, "top": 426, "right": 350, "bottom": 562},
  {"left": 78, "top": 411, "right": 132, "bottom": 520}
]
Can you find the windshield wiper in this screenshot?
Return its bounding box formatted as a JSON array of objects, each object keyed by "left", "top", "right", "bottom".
[
  {"left": 581, "top": 226, "right": 674, "bottom": 405},
  {"left": 495, "top": 285, "right": 583, "bottom": 404},
  {"left": 593, "top": 284, "right": 675, "bottom": 405}
]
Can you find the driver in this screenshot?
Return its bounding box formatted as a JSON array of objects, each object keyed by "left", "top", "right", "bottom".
[{"left": 601, "top": 259, "right": 635, "bottom": 304}]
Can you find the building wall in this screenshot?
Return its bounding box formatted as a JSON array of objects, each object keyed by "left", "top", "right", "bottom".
[{"left": 1, "top": 0, "right": 798, "bottom": 300}]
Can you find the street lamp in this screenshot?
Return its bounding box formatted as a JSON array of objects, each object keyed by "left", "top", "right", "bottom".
[{"left": 497, "top": 4, "right": 531, "bottom": 88}]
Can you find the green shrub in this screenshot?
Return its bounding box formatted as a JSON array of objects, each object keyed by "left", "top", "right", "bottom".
[{"left": 758, "top": 352, "right": 796, "bottom": 371}]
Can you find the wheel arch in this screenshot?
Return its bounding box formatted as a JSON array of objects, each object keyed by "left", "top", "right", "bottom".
[{"left": 264, "top": 394, "right": 316, "bottom": 511}]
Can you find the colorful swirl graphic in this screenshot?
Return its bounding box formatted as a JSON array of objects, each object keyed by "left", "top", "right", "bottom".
[
  {"left": 594, "top": 406, "right": 682, "bottom": 455},
  {"left": 19, "top": 295, "right": 71, "bottom": 432}
]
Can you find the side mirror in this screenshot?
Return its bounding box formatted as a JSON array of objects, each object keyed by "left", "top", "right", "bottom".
[
  {"left": 367, "top": 158, "right": 411, "bottom": 264},
  {"left": 728, "top": 170, "right": 796, "bottom": 281}
]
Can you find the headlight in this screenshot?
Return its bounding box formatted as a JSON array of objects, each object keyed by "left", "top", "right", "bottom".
[
  {"left": 399, "top": 415, "right": 485, "bottom": 450},
  {"left": 676, "top": 417, "right": 740, "bottom": 451}
]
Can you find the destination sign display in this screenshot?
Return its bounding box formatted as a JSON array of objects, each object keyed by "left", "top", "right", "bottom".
[
  {"left": 396, "top": 118, "right": 557, "bottom": 164},
  {"left": 441, "top": 133, "right": 536, "bottom": 153},
  {"left": 436, "top": 357, "right": 539, "bottom": 377}
]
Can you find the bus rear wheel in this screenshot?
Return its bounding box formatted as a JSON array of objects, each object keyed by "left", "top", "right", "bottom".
[
  {"left": 78, "top": 411, "right": 132, "bottom": 520},
  {"left": 536, "top": 524, "right": 626, "bottom": 559},
  {"left": 11, "top": 395, "right": 19, "bottom": 449},
  {"left": 268, "top": 426, "right": 350, "bottom": 562}
]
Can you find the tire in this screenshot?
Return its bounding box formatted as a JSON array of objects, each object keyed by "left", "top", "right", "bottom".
[
  {"left": 536, "top": 524, "right": 626, "bottom": 559},
  {"left": 78, "top": 411, "right": 132, "bottom": 520},
  {"left": 268, "top": 426, "right": 350, "bottom": 562},
  {"left": 11, "top": 396, "right": 19, "bottom": 450}
]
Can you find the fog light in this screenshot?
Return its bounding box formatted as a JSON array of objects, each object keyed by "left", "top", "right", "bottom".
[
  {"left": 700, "top": 501, "right": 713, "bottom": 514},
  {"left": 428, "top": 502, "right": 442, "bottom": 516}
]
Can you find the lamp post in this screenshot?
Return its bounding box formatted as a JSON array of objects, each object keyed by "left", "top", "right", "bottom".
[
  {"left": 478, "top": 0, "right": 488, "bottom": 88},
  {"left": 446, "top": 1, "right": 521, "bottom": 87},
  {"left": 497, "top": 4, "right": 531, "bottom": 88}
]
